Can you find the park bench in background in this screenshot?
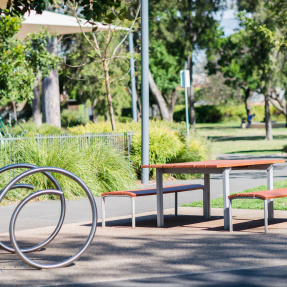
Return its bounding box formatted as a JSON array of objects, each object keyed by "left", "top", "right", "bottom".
[
  {"left": 229, "top": 188, "right": 287, "bottom": 233},
  {"left": 101, "top": 184, "right": 204, "bottom": 228}
]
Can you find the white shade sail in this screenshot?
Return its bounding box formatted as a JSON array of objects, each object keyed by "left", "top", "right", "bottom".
[{"left": 16, "top": 10, "right": 130, "bottom": 40}]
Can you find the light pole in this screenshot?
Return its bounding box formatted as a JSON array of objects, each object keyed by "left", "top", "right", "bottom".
[
  {"left": 141, "top": 0, "right": 149, "bottom": 184},
  {"left": 180, "top": 70, "right": 190, "bottom": 138},
  {"left": 128, "top": 31, "right": 137, "bottom": 122}
]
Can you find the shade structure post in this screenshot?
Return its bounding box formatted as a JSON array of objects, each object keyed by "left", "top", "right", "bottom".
[
  {"left": 129, "top": 31, "right": 137, "bottom": 122},
  {"left": 141, "top": 0, "right": 149, "bottom": 184}
]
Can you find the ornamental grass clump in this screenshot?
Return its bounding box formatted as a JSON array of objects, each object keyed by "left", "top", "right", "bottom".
[{"left": 1, "top": 138, "right": 137, "bottom": 204}]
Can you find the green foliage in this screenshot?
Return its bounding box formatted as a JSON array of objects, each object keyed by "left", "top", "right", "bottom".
[
  {"left": 0, "top": 16, "right": 60, "bottom": 104},
  {"left": 60, "top": 30, "right": 132, "bottom": 124},
  {"left": 1, "top": 139, "right": 137, "bottom": 204},
  {"left": 11, "top": 122, "right": 62, "bottom": 136},
  {"left": 195, "top": 73, "right": 242, "bottom": 105},
  {"left": 69, "top": 120, "right": 212, "bottom": 179},
  {"left": 0, "top": 36, "right": 35, "bottom": 102},
  {"left": 173, "top": 104, "right": 285, "bottom": 124},
  {"left": 1, "top": 0, "right": 132, "bottom": 23},
  {"left": 131, "top": 127, "right": 184, "bottom": 178},
  {"left": 173, "top": 137, "right": 210, "bottom": 180},
  {"left": 61, "top": 109, "right": 87, "bottom": 128}
]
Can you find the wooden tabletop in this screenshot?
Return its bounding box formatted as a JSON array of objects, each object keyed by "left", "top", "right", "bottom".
[{"left": 141, "top": 159, "right": 285, "bottom": 169}]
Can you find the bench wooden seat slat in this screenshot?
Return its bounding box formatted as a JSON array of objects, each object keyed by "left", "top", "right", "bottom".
[
  {"left": 101, "top": 184, "right": 204, "bottom": 197},
  {"left": 101, "top": 184, "right": 204, "bottom": 228},
  {"left": 229, "top": 188, "right": 287, "bottom": 200},
  {"left": 228, "top": 188, "right": 287, "bottom": 233}
]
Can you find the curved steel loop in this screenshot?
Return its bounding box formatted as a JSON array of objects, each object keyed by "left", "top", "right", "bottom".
[
  {"left": 9, "top": 167, "right": 97, "bottom": 269},
  {"left": 0, "top": 163, "right": 66, "bottom": 253}
]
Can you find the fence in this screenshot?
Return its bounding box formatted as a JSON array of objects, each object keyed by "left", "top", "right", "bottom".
[{"left": 0, "top": 132, "right": 133, "bottom": 167}]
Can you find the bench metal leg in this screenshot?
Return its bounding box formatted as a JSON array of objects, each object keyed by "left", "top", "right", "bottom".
[
  {"left": 156, "top": 168, "right": 164, "bottom": 227},
  {"left": 102, "top": 197, "right": 106, "bottom": 228},
  {"left": 131, "top": 197, "right": 136, "bottom": 228},
  {"left": 223, "top": 168, "right": 231, "bottom": 230},
  {"left": 204, "top": 174, "right": 211, "bottom": 219},
  {"left": 264, "top": 199, "right": 268, "bottom": 233},
  {"left": 267, "top": 165, "right": 274, "bottom": 220},
  {"left": 229, "top": 198, "right": 233, "bottom": 232},
  {"left": 175, "top": 192, "right": 178, "bottom": 216}
]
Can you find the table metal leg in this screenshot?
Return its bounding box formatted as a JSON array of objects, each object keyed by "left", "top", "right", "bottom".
[
  {"left": 156, "top": 168, "right": 164, "bottom": 227},
  {"left": 203, "top": 173, "right": 211, "bottom": 219},
  {"left": 267, "top": 165, "right": 274, "bottom": 220},
  {"left": 223, "top": 168, "right": 231, "bottom": 230}
]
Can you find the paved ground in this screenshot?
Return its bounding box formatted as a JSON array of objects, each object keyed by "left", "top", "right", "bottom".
[{"left": 1, "top": 154, "right": 287, "bottom": 286}]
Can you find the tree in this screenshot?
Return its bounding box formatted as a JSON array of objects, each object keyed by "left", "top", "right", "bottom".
[
  {"left": 61, "top": 0, "right": 138, "bottom": 131},
  {"left": 195, "top": 73, "right": 242, "bottom": 106},
  {"left": 0, "top": 15, "right": 59, "bottom": 122},
  {"left": 1, "top": 0, "right": 133, "bottom": 128},
  {"left": 206, "top": 29, "right": 260, "bottom": 118},
  {"left": 238, "top": 4, "right": 282, "bottom": 140},
  {"left": 1, "top": 0, "right": 132, "bottom": 23},
  {"left": 60, "top": 32, "right": 131, "bottom": 123},
  {"left": 147, "top": 0, "right": 225, "bottom": 128}
]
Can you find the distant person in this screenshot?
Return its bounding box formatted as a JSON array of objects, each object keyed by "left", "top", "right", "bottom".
[{"left": 247, "top": 114, "right": 255, "bottom": 128}]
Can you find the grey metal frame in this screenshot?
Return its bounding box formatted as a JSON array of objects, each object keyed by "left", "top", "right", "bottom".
[
  {"left": 0, "top": 164, "right": 97, "bottom": 269},
  {"left": 101, "top": 191, "right": 182, "bottom": 229},
  {"left": 155, "top": 164, "right": 274, "bottom": 229},
  {"left": 0, "top": 163, "right": 65, "bottom": 254},
  {"left": 101, "top": 195, "right": 136, "bottom": 228},
  {"left": 229, "top": 197, "right": 269, "bottom": 233}
]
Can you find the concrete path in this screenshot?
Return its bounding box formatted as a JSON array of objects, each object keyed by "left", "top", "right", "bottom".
[{"left": 2, "top": 207, "right": 287, "bottom": 286}]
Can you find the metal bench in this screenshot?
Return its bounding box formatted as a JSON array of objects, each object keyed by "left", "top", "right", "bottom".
[
  {"left": 229, "top": 188, "right": 287, "bottom": 233},
  {"left": 101, "top": 184, "right": 204, "bottom": 228}
]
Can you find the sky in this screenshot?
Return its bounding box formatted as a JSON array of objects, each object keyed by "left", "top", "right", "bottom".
[{"left": 219, "top": 8, "right": 241, "bottom": 37}]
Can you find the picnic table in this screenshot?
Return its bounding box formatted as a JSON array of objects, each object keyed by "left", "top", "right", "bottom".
[{"left": 142, "top": 159, "right": 285, "bottom": 229}]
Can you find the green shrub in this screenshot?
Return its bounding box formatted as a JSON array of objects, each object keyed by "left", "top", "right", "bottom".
[
  {"left": 11, "top": 122, "right": 62, "bottom": 136},
  {"left": 130, "top": 124, "right": 211, "bottom": 179},
  {"left": 1, "top": 139, "right": 137, "bottom": 204},
  {"left": 174, "top": 105, "right": 222, "bottom": 123},
  {"left": 61, "top": 109, "right": 87, "bottom": 128},
  {"left": 173, "top": 137, "right": 211, "bottom": 179},
  {"left": 173, "top": 104, "right": 286, "bottom": 123},
  {"left": 131, "top": 127, "right": 184, "bottom": 178}
]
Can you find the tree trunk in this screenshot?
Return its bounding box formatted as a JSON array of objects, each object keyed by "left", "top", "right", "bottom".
[
  {"left": 148, "top": 70, "right": 169, "bottom": 120},
  {"left": 92, "top": 98, "right": 98, "bottom": 123},
  {"left": 42, "top": 36, "right": 61, "bottom": 128},
  {"left": 243, "top": 87, "right": 252, "bottom": 118},
  {"left": 264, "top": 92, "right": 273, "bottom": 140},
  {"left": 12, "top": 100, "right": 17, "bottom": 121},
  {"left": 168, "top": 89, "right": 178, "bottom": 121},
  {"left": 32, "top": 78, "right": 42, "bottom": 126},
  {"left": 187, "top": 56, "right": 196, "bottom": 129},
  {"left": 103, "top": 59, "right": 116, "bottom": 131}
]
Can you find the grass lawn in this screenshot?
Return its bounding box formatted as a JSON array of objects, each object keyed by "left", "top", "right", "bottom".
[
  {"left": 182, "top": 122, "right": 287, "bottom": 210},
  {"left": 195, "top": 122, "right": 287, "bottom": 155}
]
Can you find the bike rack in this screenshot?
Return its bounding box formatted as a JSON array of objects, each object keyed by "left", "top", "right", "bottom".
[{"left": 0, "top": 164, "right": 97, "bottom": 269}]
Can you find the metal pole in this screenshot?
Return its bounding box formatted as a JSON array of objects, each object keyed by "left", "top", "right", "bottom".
[
  {"left": 141, "top": 0, "right": 149, "bottom": 184},
  {"left": 185, "top": 86, "right": 189, "bottom": 138},
  {"left": 129, "top": 32, "right": 137, "bottom": 122}
]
